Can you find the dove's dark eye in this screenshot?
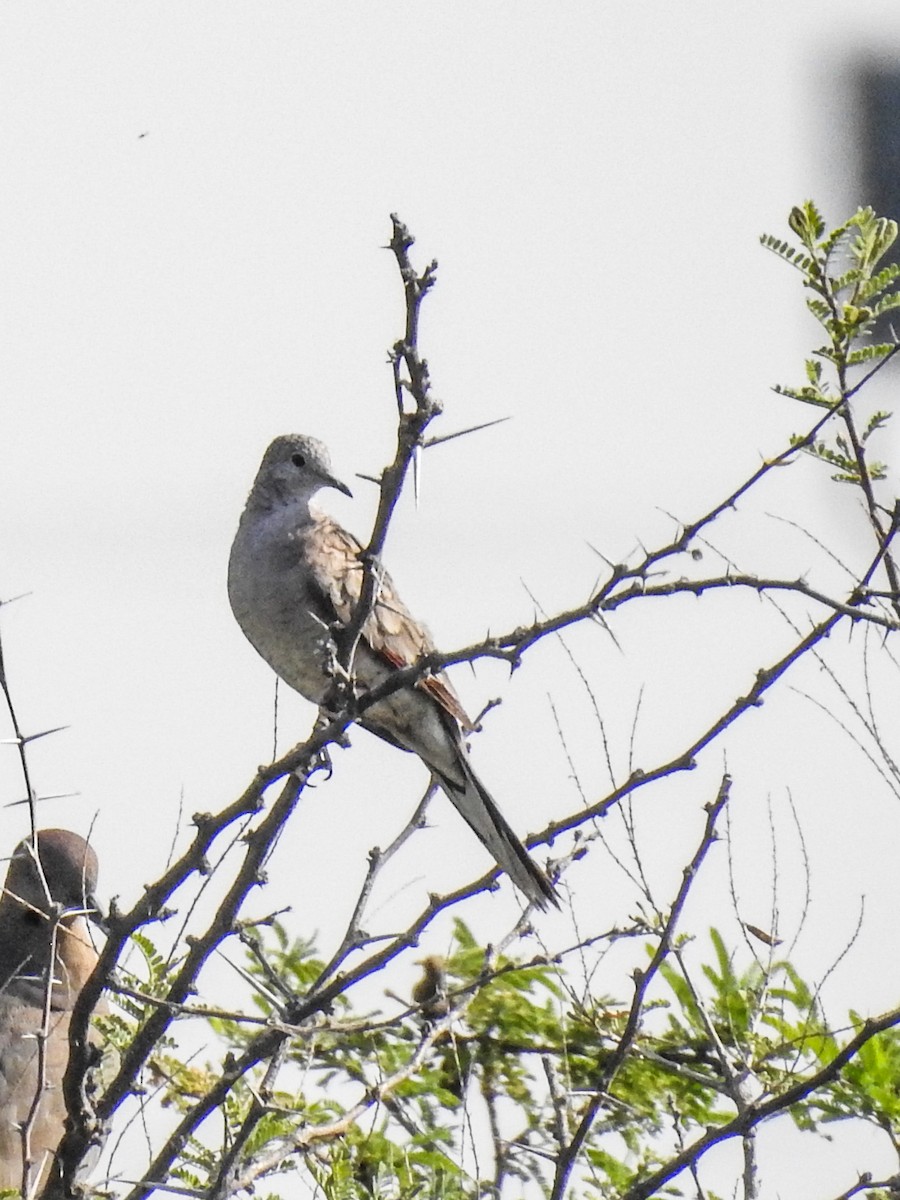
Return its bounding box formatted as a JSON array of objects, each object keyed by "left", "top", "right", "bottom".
[{"left": 291, "top": 453, "right": 306, "bottom": 469}]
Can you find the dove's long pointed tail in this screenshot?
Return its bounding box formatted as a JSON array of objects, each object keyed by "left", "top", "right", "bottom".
[{"left": 435, "top": 761, "right": 559, "bottom": 910}]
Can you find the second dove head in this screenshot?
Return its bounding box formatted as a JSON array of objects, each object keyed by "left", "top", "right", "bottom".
[{"left": 6, "top": 829, "right": 101, "bottom": 922}]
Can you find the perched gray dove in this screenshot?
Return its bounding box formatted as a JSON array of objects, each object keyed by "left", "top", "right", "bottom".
[
  {"left": 228, "top": 434, "right": 557, "bottom": 908},
  {"left": 0, "top": 829, "right": 104, "bottom": 1193}
]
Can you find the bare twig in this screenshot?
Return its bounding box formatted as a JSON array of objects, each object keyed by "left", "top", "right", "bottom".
[{"left": 550, "top": 774, "right": 732, "bottom": 1200}]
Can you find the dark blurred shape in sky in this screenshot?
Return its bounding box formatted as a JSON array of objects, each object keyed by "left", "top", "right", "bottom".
[{"left": 859, "top": 62, "right": 900, "bottom": 222}]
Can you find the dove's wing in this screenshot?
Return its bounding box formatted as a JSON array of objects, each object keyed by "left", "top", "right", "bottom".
[
  {"left": 301, "top": 515, "right": 558, "bottom": 910},
  {"left": 303, "top": 514, "right": 475, "bottom": 732}
]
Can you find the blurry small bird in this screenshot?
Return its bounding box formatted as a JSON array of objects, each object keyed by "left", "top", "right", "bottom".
[{"left": 412, "top": 955, "right": 449, "bottom": 1019}]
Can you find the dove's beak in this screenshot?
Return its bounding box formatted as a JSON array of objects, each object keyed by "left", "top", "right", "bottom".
[{"left": 327, "top": 473, "right": 353, "bottom": 499}]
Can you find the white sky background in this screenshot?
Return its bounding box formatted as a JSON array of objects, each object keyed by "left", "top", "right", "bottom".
[{"left": 1, "top": 4, "right": 900, "bottom": 1195}]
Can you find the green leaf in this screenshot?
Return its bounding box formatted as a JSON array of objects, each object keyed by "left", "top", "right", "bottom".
[
  {"left": 858, "top": 260, "right": 900, "bottom": 298},
  {"left": 759, "top": 234, "right": 810, "bottom": 272},
  {"left": 788, "top": 200, "right": 825, "bottom": 243},
  {"left": 847, "top": 344, "right": 896, "bottom": 365},
  {"left": 870, "top": 292, "right": 900, "bottom": 316}
]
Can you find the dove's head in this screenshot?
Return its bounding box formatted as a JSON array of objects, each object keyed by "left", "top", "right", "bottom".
[
  {"left": 250, "top": 434, "right": 353, "bottom": 509},
  {"left": 0, "top": 830, "right": 104, "bottom": 1006},
  {"left": 4, "top": 829, "right": 101, "bottom": 921}
]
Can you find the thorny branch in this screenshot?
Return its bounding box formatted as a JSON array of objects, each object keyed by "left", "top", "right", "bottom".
[
  {"left": 621, "top": 1003, "right": 900, "bottom": 1200},
  {"left": 830, "top": 1172, "right": 900, "bottom": 1200},
  {"left": 550, "top": 775, "right": 732, "bottom": 1200},
  {"left": 0, "top": 603, "right": 44, "bottom": 839},
  {"left": 813, "top": 233, "right": 900, "bottom": 621},
  {"left": 335, "top": 214, "right": 441, "bottom": 682},
  {"left": 0, "top": 624, "right": 102, "bottom": 1200}
]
